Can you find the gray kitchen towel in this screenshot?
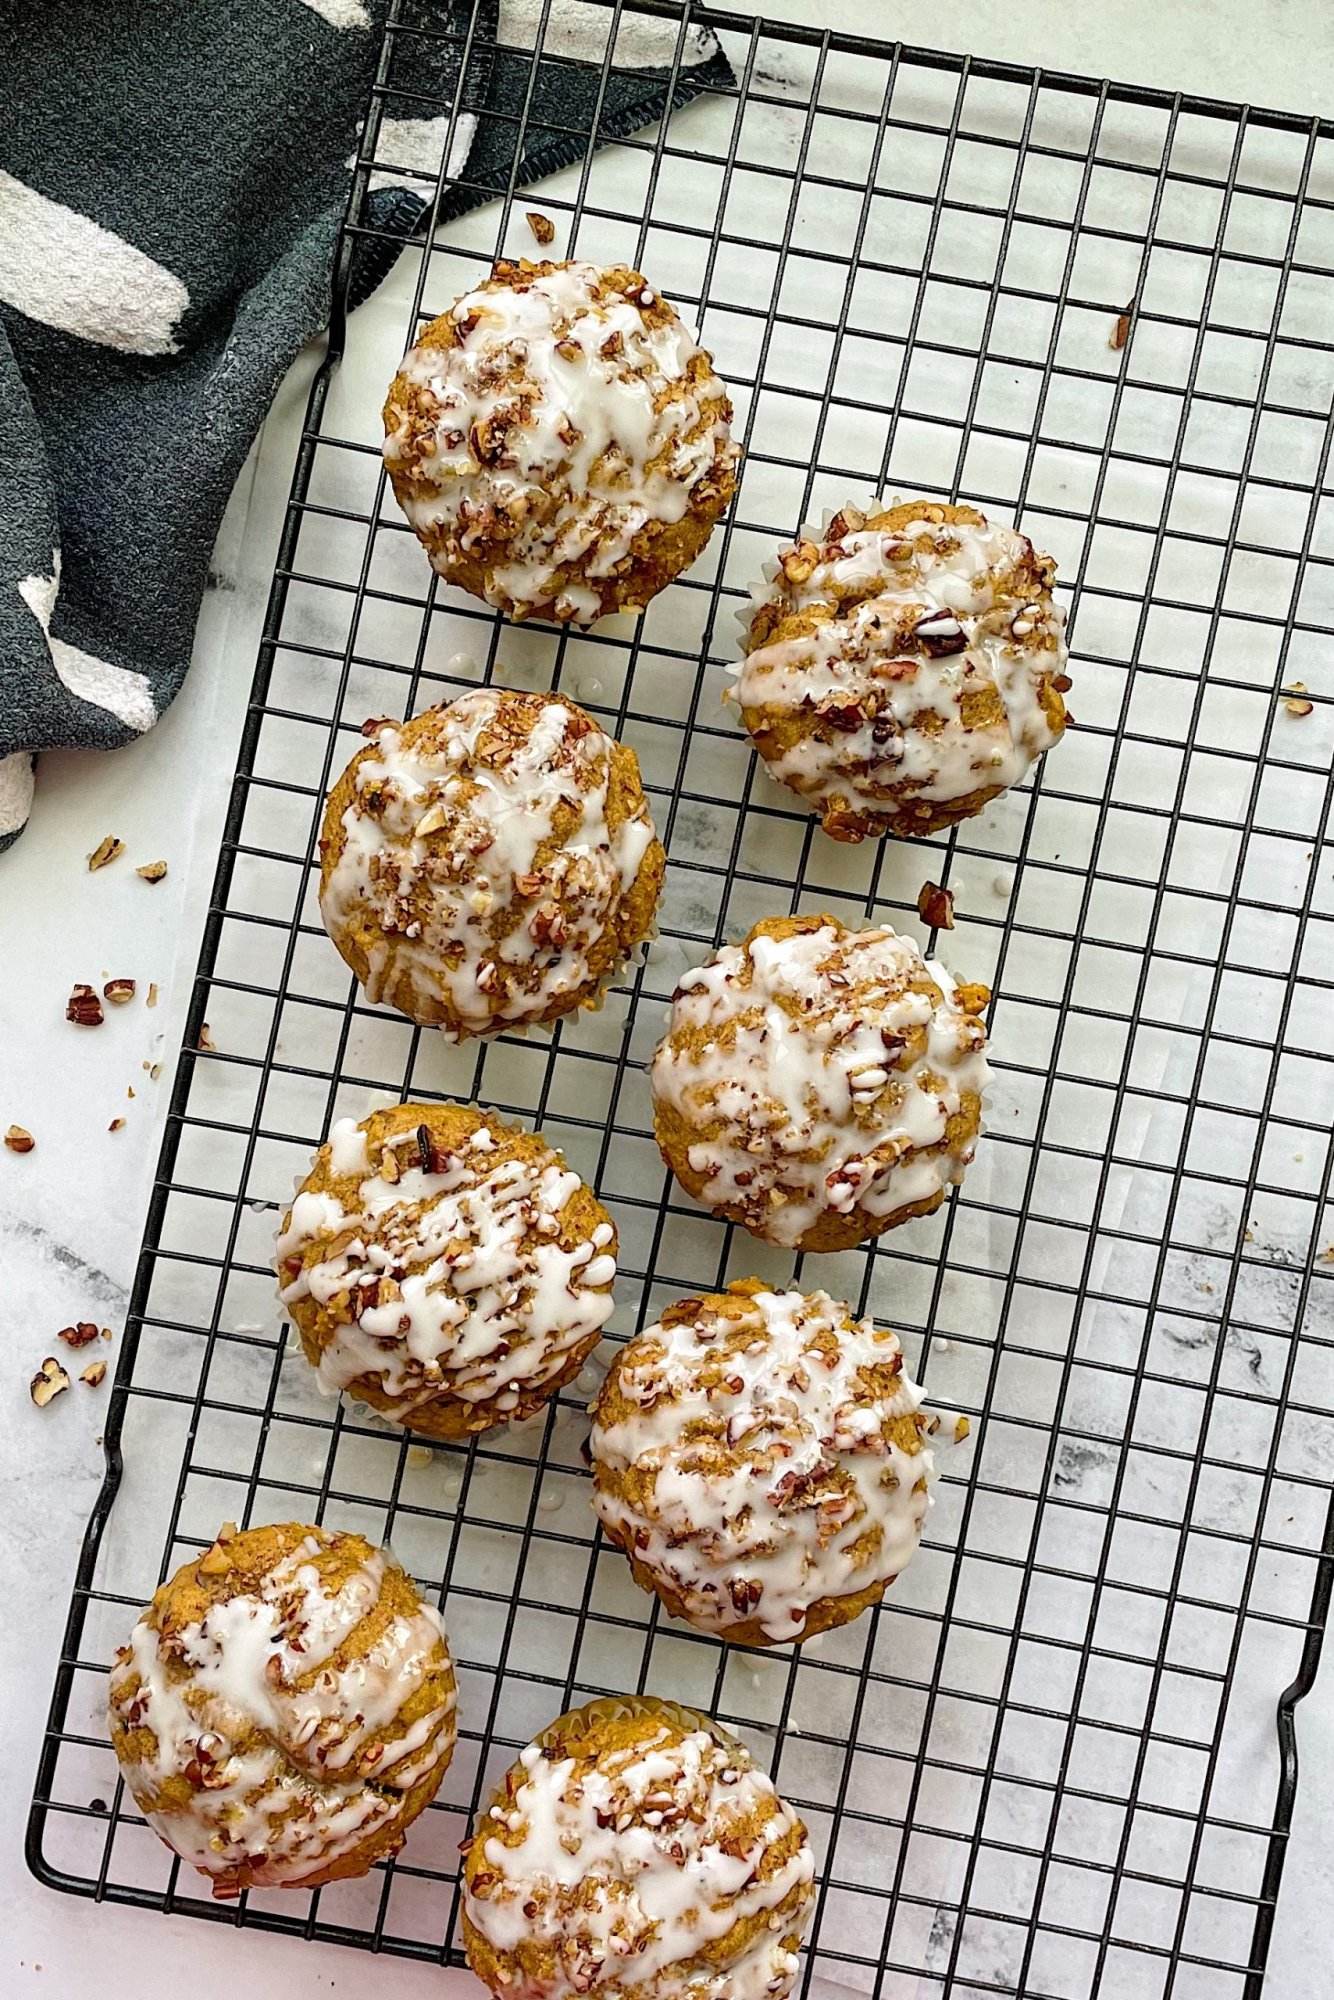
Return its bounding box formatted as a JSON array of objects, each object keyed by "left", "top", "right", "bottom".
[{"left": 0, "top": 0, "right": 731, "bottom": 849}]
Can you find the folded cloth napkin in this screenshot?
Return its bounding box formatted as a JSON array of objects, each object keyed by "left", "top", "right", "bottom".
[{"left": 0, "top": 0, "right": 731, "bottom": 849}]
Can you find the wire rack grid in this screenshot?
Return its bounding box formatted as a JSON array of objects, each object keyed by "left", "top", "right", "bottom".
[{"left": 28, "top": 3, "right": 1334, "bottom": 1996}]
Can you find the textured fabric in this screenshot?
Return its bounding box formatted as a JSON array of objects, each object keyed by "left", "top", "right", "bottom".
[{"left": 0, "top": 0, "right": 731, "bottom": 848}]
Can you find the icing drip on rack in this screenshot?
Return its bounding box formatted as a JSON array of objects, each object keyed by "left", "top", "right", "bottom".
[{"left": 591, "top": 1287, "right": 936, "bottom": 1639}]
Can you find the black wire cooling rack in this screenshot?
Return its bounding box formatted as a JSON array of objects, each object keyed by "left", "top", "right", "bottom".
[{"left": 28, "top": 3, "right": 1334, "bottom": 1995}]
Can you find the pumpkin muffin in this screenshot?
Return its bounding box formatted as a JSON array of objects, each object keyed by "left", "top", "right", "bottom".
[
  {"left": 107, "top": 1521, "right": 456, "bottom": 1898},
  {"left": 590, "top": 1281, "right": 958, "bottom": 1646},
  {"left": 277, "top": 1101, "right": 617, "bottom": 1440},
  {"left": 461, "top": 1695, "right": 815, "bottom": 1999},
  {"left": 318, "top": 687, "right": 664, "bottom": 1035},
  {"left": 651, "top": 912, "right": 990, "bottom": 1252},
  {"left": 383, "top": 259, "right": 739, "bottom": 624},
  {"left": 736, "top": 499, "right": 1069, "bottom": 840}
]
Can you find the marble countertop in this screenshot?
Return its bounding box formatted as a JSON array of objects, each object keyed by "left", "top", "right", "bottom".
[{"left": 5, "top": 3, "right": 1334, "bottom": 1995}]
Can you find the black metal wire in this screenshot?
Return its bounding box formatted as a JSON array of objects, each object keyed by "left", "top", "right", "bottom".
[{"left": 26, "top": 3, "right": 1334, "bottom": 1995}]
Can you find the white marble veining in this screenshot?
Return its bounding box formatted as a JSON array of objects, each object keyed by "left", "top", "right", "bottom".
[{"left": 4, "top": 4, "right": 1334, "bottom": 1998}]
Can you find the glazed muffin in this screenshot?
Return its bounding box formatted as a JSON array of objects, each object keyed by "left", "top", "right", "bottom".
[
  {"left": 590, "top": 1281, "right": 956, "bottom": 1646},
  {"left": 107, "top": 1521, "right": 456, "bottom": 1898},
  {"left": 651, "top": 912, "right": 990, "bottom": 1252},
  {"left": 318, "top": 687, "right": 664, "bottom": 1035},
  {"left": 462, "top": 1695, "right": 815, "bottom": 1999},
  {"left": 277, "top": 1101, "right": 617, "bottom": 1440},
  {"left": 382, "top": 259, "right": 739, "bottom": 625},
  {"left": 736, "top": 499, "right": 1069, "bottom": 840}
]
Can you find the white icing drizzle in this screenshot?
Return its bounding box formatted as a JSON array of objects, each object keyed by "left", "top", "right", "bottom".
[
  {"left": 467, "top": 1720, "right": 814, "bottom": 1998},
  {"left": 319, "top": 688, "right": 657, "bottom": 1033},
  {"left": 651, "top": 922, "right": 990, "bottom": 1248},
  {"left": 591, "top": 1288, "right": 936, "bottom": 1641},
  {"left": 108, "top": 1535, "right": 455, "bottom": 1890},
  {"left": 277, "top": 1117, "right": 616, "bottom": 1415},
  {"left": 384, "top": 261, "right": 738, "bottom": 622},
  {"left": 736, "top": 511, "right": 1066, "bottom": 821}
]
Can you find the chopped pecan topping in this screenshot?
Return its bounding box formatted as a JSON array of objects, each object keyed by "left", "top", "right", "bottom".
[
  {"left": 136, "top": 859, "right": 168, "bottom": 883},
  {"left": 911, "top": 612, "right": 967, "bottom": 657},
  {"left": 779, "top": 539, "right": 820, "bottom": 586},
  {"left": 525, "top": 210, "right": 556, "bottom": 246},
  {"left": 88, "top": 835, "right": 124, "bottom": 871},
  {"left": 4, "top": 1125, "right": 34, "bottom": 1154},
  {"left": 416, "top": 1124, "right": 440, "bottom": 1176},
  {"left": 103, "top": 978, "right": 136, "bottom": 1006}
]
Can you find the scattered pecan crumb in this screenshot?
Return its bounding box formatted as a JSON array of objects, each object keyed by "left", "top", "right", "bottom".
[
  {"left": 525, "top": 210, "right": 556, "bottom": 245},
  {"left": 108, "top": 1117, "right": 125, "bottom": 1132},
  {"left": 88, "top": 835, "right": 124, "bottom": 872},
  {"left": 30, "top": 1357, "right": 70, "bottom": 1407},
  {"left": 103, "top": 978, "right": 136, "bottom": 1006},
  {"left": 197, "top": 1024, "right": 216, "bottom": 1052},
  {"left": 917, "top": 880, "right": 955, "bottom": 930},
  {"left": 954, "top": 1414, "right": 971, "bottom": 1443},
  {"left": 102, "top": 1326, "right": 113, "bottom": 1341},
  {"left": 4, "top": 1125, "right": 34, "bottom": 1154},
  {"left": 127, "top": 1085, "right": 136, "bottom": 1098},
  {"left": 1110, "top": 310, "right": 1131, "bottom": 350},
  {"left": 1285, "top": 696, "right": 1314, "bottom": 718},
  {"left": 146, "top": 984, "right": 158, "bottom": 1010},
  {"left": 58, "top": 1322, "right": 101, "bottom": 1348},
  {"left": 136, "top": 859, "right": 168, "bottom": 883},
  {"left": 149, "top": 1063, "right": 162, "bottom": 1080},
  {"left": 66, "top": 983, "right": 104, "bottom": 1026},
  {"left": 80, "top": 1359, "right": 108, "bottom": 1388}
]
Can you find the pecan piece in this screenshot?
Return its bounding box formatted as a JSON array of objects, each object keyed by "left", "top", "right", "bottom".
[
  {"left": 66, "top": 983, "right": 103, "bottom": 1026},
  {"left": 30, "top": 1356, "right": 70, "bottom": 1407},
  {"left": 525, "top": 210, "right": 556, "bottom": 246},
  {"left": 916, "top": 880, "right": 955, "bottom": 930},
  {"left": 912, "top": 612, "right": 967, "bottom": 657},
  {"left": 4, "top": 1125, "right": 34, "bottom": 1154},
  {"left": 779, "top": 539, "right": 820, "bottom": 585},
  {"left": 58, "top": 1322, "right": 101, "bottom": 1349},
  {"left": 103, "top": 978, "right": 136, "bottom": 1006},
  {"left": 88, "top": 835, "right": 124, "bottom": 872}
]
